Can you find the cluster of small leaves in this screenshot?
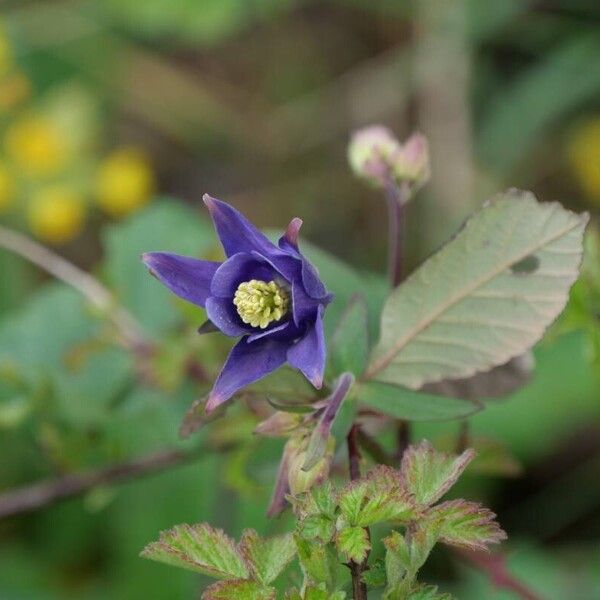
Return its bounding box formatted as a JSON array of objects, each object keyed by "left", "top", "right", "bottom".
[
  {"left": 141, "top": 524, "right": 295, "bottom": 599},
  {"left": 290, "top": 441, "right": 505, "bottom": 600},
  {"left": 141, "top": 442, "right": 505, "bottom": 599}
]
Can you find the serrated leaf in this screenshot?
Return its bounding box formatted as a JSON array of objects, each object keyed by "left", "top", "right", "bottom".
[
  {"left": 330, "top": 295, "right": 369, "bottom": 376},
  {"left": 338, "top": 466, "right": 417, "bottom": 527},
  {"left": 297, "top": 514, "right": 336, "bottom": 543},
  {"left": 239, "top": 530, "right": 296, "bottom": 585},
  {"left": 425, "top": 500, "right": 507, "bottom": 552},
  {"left": 361, "top": 558, "right": 387, "bottom": 588},
  {"left": 302, "top": 585, "right": 347, "bottom": 600},
  {"left": 406, "top": 584, "right": 454, "bottom": 600},
  {"left": 140, "top": 523, "right": 248, "bottom": 579},
  {"left": 358, "top": 382, "right": 481, "bottom": 421},
  {"left": 203, "top": 579, "right": 276, "bottom": 600},
  {"left": 366, "top": 190, "right": 587, "bottom": 388},
  {"left": 335, "top": 526, "right": 370, "bottom": 563},
  {"left": 400, "top": 441, "right": 475, "bottom": 507},
  {"left": 294, "top": 535, "right": 338, "bottom": 588}
]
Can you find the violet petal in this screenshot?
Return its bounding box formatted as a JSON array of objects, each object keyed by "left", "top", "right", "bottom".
[
  {"left": 206, "top": 337, "right": 289, "bottom": 412},
  {"left": 142, "top": 252, "right": 220, "bottom": 308},
  {"left": 287, "top": 306, "right": 326, "bottom": 388},
  {"left": 204, "top": 194, "right": 279, "bottom": 258}
]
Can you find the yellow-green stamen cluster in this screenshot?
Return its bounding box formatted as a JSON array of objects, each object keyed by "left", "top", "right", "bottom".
[{"left": 233, "top": 279, "right": 290, "bottom": 329}]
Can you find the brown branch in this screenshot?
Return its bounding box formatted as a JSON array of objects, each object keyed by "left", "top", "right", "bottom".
[
  {"left": 357, "top": 428, "right": 395, "bottom": 466},
  {"left": 457, "top": 549, "right": 543, "bottom": 600},
  {"left": 0, "top": 447, "right": 202, "bottom": 520},
  {"left": 0, "top": 225, "right": 149, "bottom": 353}
]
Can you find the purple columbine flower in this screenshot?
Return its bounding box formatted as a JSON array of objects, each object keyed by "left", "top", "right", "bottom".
[{"left": 142, "top": 195, "right": 332, "bottom": 412}]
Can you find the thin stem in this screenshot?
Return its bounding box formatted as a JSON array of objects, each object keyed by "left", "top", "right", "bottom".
[
  {"left": 384, "top": 180, "right": 412, "bottom": 461},
  {"left": 0, "top": 447, "right": 203, "bottom": 520},
  {"left": 0, "top": 225, "right": 149, "bottom": 352},
  {"left": 384, "top": 180, "right": 410, "bottom": 288},
  {"left": 356, "top": 428, "right": 395, "bottom": 466},
  {"left": 347, "top": 425, "right": 369, "bottom": 600}
]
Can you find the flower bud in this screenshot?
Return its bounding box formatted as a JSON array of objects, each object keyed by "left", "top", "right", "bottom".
[
  {"left": 286, "top": 434, "right": 334, "bottom": 496},
  {"left": 348, "top": 125, "right": 430, "bottom": 194},
  {"left": 393, "top": 133, "right": 430, "bottom": 191},
  {"left": 254, "top": 411, "right": 303, "bottom": 437},
  {"left": 348, "top": 125, "right": 400, "bottom": 188}
]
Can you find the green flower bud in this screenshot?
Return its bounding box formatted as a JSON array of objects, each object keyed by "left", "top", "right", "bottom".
[{"left": 286, "top": 434, "right": 334, "bottom": 496}]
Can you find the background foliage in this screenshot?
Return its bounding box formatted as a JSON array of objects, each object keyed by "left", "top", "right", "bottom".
[{"left": 0, "top": 1, "right": 598, "bottom": 599}]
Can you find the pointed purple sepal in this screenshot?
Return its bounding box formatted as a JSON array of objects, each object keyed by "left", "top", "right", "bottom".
[{"left": 142, "top": 252, "right": 220, "bottom": 308}]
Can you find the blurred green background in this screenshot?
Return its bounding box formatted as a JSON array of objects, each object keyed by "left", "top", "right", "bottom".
[{"left": 0, "top": 1, "right": 599, "bottom": 598}]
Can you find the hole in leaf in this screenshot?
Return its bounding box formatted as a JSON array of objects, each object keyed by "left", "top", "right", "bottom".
[{"left": 510, "top": 254, "right": 540, "bottom": 275}]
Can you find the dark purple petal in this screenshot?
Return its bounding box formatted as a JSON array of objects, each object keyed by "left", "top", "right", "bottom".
[
  {"left": 206, "top": 337, "right": 289, "bottom": 412},
  {"left": 292, "top": 280, "right": 318, "bottom": 326},
  {"left": 302, "top": 260, "right": 330, "bottom": 300},
  {"left": 141, "top": 252, "right": 220, "bottom": 308},
  {"left": 303, "top": 372, "right": 355, "bottom": 470},
  {"left": 247, "top": 321, "right": 290, "bottom": 342},
  {"left": 210, "top": 253, "right": 275, "bottom": 298},
  {"left": 278, "top": 217, "right": 303, "bottom": 253},
  {"left": 205, "top": 296, "right": 248, "bottom": 337},
  {"left": 287, "top": 306, "right": 326, "bottom": 388},
  {"left": 203, "top": 194, "right": 279, "bottom": 258}
]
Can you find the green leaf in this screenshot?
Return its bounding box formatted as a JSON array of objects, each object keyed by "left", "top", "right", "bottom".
[
  {"left": 239, "top": 530, "right": 295, "bottom": 585},
  {"left": 422, "top": 353, "right": 534, "bottom": 401},
  {"left": 301, "top": 585, "right": 347, "bottom": 600},
  {"left": 361, "top": 558, "right": 387, "bottom": 588},
  {"left": 338, "top": 466, "right": 417, "bottom": 527},
  {"left": 425, "top": 500, "right": 507, "bottom": 552},
  {"left": 294, "top": 535, "right": 338, "bottom": 588},
  {"left": 358, "top": 382, "right": 481, "bottom": 422},
  {"left": 103, "top": 200, "right": 215, "bottom": 334},
  {"left": 366, "top": 190, "right": 587, "bottom": 389},
  {"left": 335, "top": 526, "right": 370, "bottom": 563},
  {"left": 330, "top": 295, "right": 369, "bottom": 376},
  {"left": 400, "top": 441, "right": 475, "bottom": 507},
  {"left": 406, "top": 584, "right": 454, "bottom": 600},
  {"left": 203, "top": 579, "right": 276, "bottom": 600},
  {"left": 297, "top": 514, "right": 336, "bottom": 544},
  {"left": 140, "top": 523, "right": 249, "bottom": 579}
]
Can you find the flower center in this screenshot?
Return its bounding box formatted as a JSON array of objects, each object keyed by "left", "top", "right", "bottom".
[{"left": 233, "top": 279, "right": 290, "bottom": 329}]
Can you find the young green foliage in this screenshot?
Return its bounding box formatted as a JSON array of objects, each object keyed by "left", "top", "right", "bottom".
[
  {"left": 140, "top": 523, "right": 249, "bottom": 579},
  {"left": 400, "top": 441, "right": 475, "bottom": 507}
]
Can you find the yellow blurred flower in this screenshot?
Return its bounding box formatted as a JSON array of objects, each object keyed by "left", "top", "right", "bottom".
[
  {"left": 567, "top": 118, "right": 600, "bottom": 203},
  {"left": 95, "top": 147, "right": 155, "bottom": 218},
  {"left": 5, "top": 114, "right": 68, "bottom": 176},
  {"left": 0, "top": 162, "right": 14, "bottom": 213},
  {"left": 28, "top": 185, "right": 85, "bottom": 244}
]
